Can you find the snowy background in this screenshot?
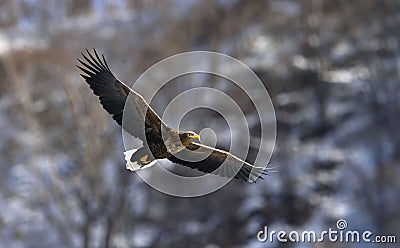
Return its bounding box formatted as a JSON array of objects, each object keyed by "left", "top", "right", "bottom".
[{"left": 0, "top": 0, "right": 399, "bottom": 247}]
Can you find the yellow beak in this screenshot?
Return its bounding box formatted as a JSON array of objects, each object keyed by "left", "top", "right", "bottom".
[{"left": 192, "top": 134, "right": 201, "bottom": 142}]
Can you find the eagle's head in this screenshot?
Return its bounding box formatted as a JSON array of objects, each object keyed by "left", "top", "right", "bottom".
[{"left": 180, "top": 131, "right": 201, "bottom": 146}]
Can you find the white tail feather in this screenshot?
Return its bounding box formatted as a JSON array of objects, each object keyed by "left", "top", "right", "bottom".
[{"left": 123, "top": 149, "right": 156, "bottom": 171}]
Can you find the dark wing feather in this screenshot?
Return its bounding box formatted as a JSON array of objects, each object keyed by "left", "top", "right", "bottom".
[
  {"left": 168, "top": 143, "right": 268, "bottom": 182},
  {"left": 77, "top": 49, "right": 166, "bottom": 140}
]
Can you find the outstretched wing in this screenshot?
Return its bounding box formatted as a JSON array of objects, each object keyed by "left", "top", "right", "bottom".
[
  {"left": 167, "top": 143, "right": 268, "bottom": 182},
  {"left": 77, "top": 49, "right": 166, "bottom": 140}
]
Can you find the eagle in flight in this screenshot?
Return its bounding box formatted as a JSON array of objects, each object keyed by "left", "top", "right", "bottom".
[{"left": 78, "top": 49, "right": 268, "bottom": 182}]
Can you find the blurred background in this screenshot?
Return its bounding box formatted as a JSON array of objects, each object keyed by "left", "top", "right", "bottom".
[{"left": 1, "top": 0, "right": 399, "bottom": 247}]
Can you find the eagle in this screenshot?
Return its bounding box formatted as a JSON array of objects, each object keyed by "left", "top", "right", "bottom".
[{"left": 77, "top": 49, "right": 268, "bottom": 182}]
